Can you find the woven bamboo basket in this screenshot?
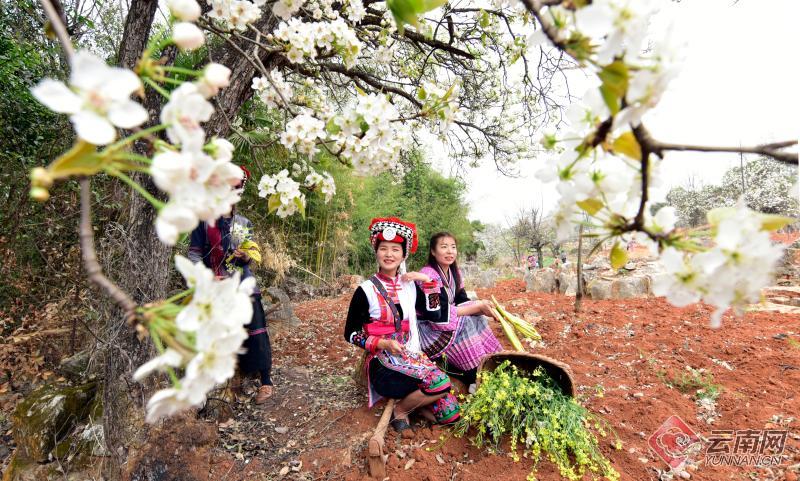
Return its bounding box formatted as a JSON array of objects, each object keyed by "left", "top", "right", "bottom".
[{"left": 477, "top": 351, "right": 576, "bottom": 397}]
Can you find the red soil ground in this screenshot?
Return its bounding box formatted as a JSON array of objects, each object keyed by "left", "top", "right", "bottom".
[{"left": 262, "top": 279, "right": 799, "bottom": 481}]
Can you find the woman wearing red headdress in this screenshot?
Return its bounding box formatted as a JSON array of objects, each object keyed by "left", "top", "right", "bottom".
[
  {"left": 343, "top": 218, "right": 460, "bottom": 431},
  {"left": 187, "top": 166, "right": 274, "bottom": 404}
]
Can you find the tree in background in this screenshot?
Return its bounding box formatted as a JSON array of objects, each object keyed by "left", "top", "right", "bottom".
[{"left": 665, "top": 157, "right": 798, "bottom": 228}]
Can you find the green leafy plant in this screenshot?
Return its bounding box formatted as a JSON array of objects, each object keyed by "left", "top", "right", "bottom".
[
  {"left": 658, "top": 366, "right": 722, "bottom": 401},
  {"left": 453, "top": 361, "right": 620, "bottom": 481}
]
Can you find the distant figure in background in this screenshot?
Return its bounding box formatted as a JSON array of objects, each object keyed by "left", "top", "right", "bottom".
[
  {"left": 527, "top": 254, "right": 538, "bottom": 270},
  {"left": 187, "top": 167, "right": 274, "bottom": 404}
]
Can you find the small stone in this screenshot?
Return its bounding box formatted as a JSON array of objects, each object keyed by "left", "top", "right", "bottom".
[
  {"left": 404, "top": 459, "right": 415, "bottom": 470},
  {"left": 436, "top": 454, "right": 445, "bottom": 465},
  {"left": 679, "top": 471, "right": 691, "bottom": 479},
  {"left": 275, "top": 426, "right": 289, "bottom": 434},
  {"left": 278, "top": 466, "right": 290, "bottom": 476},
  {"left": 633, "top": 392, "right": 644, "bottom": 398},
  {"left": 638, "top": 457, "right": 649, "bottom": 463}
]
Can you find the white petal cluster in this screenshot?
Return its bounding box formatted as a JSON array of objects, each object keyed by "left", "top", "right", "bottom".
[
  {"left": 344, "top": 0, "right": 366, "bottom": 22},
  {"left": 160, "top": 83, "right": 214, "bottom": 151},
  {"left": 152, "top": 82, "right": 241, "bottom": 245},
  {"left": 251, "top": 71, "right": 294, "bottom": 109},
  {"left": 207, "top": 0, "right": 263, "bottom": 31},
  {"left": 258, "top": 169, "right": 306, "bottom": 218},
  {"left": 652, "top": 204, "right": 785, "bottom": 327},
  {"left": 280, "top": 111, "right": 326, "bottom": 157},
  {"left": 229, "top": 221, "right": 252, "bottom": 245},
  {"left": 272, "top": 0, "right": 307, "bottom": 20},
  {"left": 574, "top": 0, "right": 657, "bottom": 64},
  {"left": 305, "top": 170, "right": 336, "bottom": 203},
  {"left": 137, "top": 256, "right": 255, "bottom": 423},
  {"left": 166, "top": 0, "right": 205, "bottom": 51},
  {"left": 167, "top": 0, "right": 202, "bottom": 21},
  {"left": 31, "top": 51, "right": 147, "bottom": 146},
  {"left": 196, "top": 63, "right": 232, "bottom": 99},
  {"left": 274, "top": 18, "right": 363, "bottom": 68},
  {"left": 150, "top": 140, "right": 243, "bottom": 245},
  {"left": 418, "top": 81, "right": 460, "bottom": 133},
  {"left": 332, "top": 93, "right": 409, "bottom": 175},
  {"left": 173, "top": 22, "right": 205, "bottom": 50}
]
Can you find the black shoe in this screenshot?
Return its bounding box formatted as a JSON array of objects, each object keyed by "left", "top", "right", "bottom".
[{"left": 390, "top": 416, "right": 412, "bottom": 433}]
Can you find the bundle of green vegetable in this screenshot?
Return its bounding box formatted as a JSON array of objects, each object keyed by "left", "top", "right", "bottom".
[
  {"left": 453, "top": 361, "right": 620, "bottom": 481},
  {"left": 490, "top": 296, "right": 541, "bottom": 351}
]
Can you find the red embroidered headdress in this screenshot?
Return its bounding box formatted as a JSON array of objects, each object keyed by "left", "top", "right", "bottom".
[
  {"left": 237, "top": 165, "right": 251, "bottom": 189},
  {"left": 369, "top": 217, "right": 418, "bottom": 260}
]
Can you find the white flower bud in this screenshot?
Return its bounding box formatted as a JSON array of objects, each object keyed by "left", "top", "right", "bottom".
[
  {"left": 167, "top": 0, "right": 201, "bottom": 22},
  {"left": 173, "top": 22, "right": 205, "bottom": 51}
]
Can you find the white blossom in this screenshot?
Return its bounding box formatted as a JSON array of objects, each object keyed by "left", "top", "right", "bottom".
[
  {"left": 208, "top": 0, "right": 262, "bottom": 31},
  {"left": 167, "top": 0, "right": 202, "bottom": 21},
  {"left": 173, "top": 22, "right": 206, "bottom": 50},
  {"left": 133, "top": 348, "right": 184, "bottom": 381},
  {"left": 140, "top": 256, "right": 255, "bottom": 423},
  {"left": 196, "top": 63, "right": 231, "bottom": 98},
  {"left": 160, "top": 83, "right": 214, "bottom": 151},
  {"left": 258, "top": 170, "right": 306, "bottom": 218},
  {"left": 252, "top": 71, "right": 293, "bottom": 108},
  {"left": 280, "top": 111, "right": 326, "bottom": 156},
  {"left": 31, "top": 50, "right": 147, "bottom": 145}
]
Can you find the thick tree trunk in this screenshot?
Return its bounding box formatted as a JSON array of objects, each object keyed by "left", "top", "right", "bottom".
[
  {"left": 98, "top": 4, "right": 279, "bottom": 478},
  {"left": 100, "top": 2, "right": 163, "bottom": 478}
]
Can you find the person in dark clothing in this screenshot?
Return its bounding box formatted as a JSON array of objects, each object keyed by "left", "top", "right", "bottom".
[{"left": 187, "top": 167, "right": 273, "bottom": 404}]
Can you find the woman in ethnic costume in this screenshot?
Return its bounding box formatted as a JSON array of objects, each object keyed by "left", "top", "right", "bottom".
[
  {"left": 187, "top": 167, "right": 274, "bottom": 404},
  {"left": 344, "top": 218, "right": 460, "bottom": 431},
  {"left": 415, "top": 232, "right": 502, "bottom": 386}
]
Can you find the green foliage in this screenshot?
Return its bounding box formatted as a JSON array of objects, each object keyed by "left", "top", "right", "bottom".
[
  {"left": 0, "top": 10, "right": 77, "bottom": 311},
  {"left": 658, "top": 367, "right": 721, "bottom": 401},
  {"left": 348, "top": 153, "right": 482, "bottom": 275}
]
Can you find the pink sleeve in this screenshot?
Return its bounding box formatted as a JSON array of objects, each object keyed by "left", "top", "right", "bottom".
[{"left": 420, "top": 265, "right": 440, "bottom": 283}]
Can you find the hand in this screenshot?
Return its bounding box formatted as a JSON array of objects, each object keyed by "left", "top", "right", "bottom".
[
  {"left": 233, "top": 249, "right": 250, "bottom": 262},
  {"left": 402, "top": 271, "right": 432, "bottom": 283},
  {"left": 378, "top": 339, "right": 405, "bottom": 355},
  {"left": 479, "top": 300, "right": 499, "bottom": 320}
]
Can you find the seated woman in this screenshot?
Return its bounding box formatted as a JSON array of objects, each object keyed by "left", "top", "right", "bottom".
[
  {"left": 416, "top": 232, "right": 502, "bottom": 386},
  {"left": 344, "top": 218, "right": 460, "bottom": 431}
]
